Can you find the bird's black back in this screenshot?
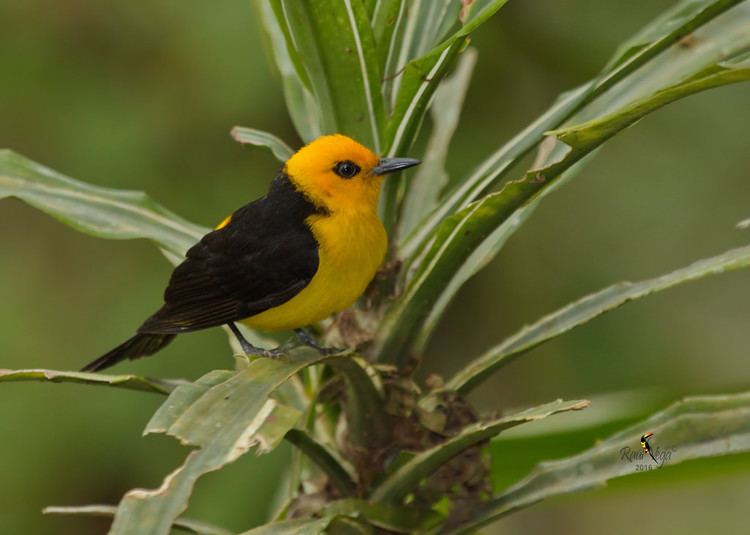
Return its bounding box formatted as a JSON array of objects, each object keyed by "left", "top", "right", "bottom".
[{"left": 138, "top": 172, "right": 325, "bottom": 334}]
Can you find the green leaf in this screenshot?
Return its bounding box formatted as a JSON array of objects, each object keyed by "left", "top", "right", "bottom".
[
  {"left": 596, "top": 0, "right": 746, "bottom": 89},
  {"left": 397, "top": 102, "right": 592, "bottom": 357},
  {"left": 486, "top": 389, "right": 670, "bottom": 491},
  {"left": 255, "top": 1, "right": 322, "bottom": 141},
  {"left": 0, "top": 368, "right": 184, "bottom": 396},
  {"left": 399, "top": 0, "right": 748, "bottom": 261},
  {"left": 363, "top": 0, "right": 377, "bottom": 19},
  {"left": 274, "top": 355, "right": 390, "bottom": 509},
  {"left": 370, "top": 399, "right": 589, "bottom": 503},
  {"left": 284, "top": 429, "right": 357, "bottom": 497},
  {"left": 143, "top": 369, "right": 301, "bottom": 455},
  {"left": 279, "top": 0, "right": 385, "bottom": 150},
  {"left": 375, "top": 15, "right": 750, "bottom": 365},
  {"left": 452, "top": 392, "right": 750, "bottom": 533},
  {"left": 329, "top": 357, "right": 392, "bottom": 450},
  {"left": 372, "top": 0, "right": 405, "bottom": 78},
  {"left": 398, "top": 48, "right": 477, "bottom": 238},
  {"left": 388, "top": 0, "right": 461, "bottom": 85},
  {"left": 43, "top": 505, "right": 233, "bottom": 535},
  {"left": 446, "top": 243, "right": 750, "bottom": 394},
  {"left": 239, "top": 516, "right": 336, "bottom": 535},
  {"left": 380, "top": 0, "right": 508, "bottom": 230},
  {"left": 0, "top": 150, "right": 206, "bottom": 259},
  {"left": 113, "top": 397, "right": 299, "bottom": 533},
  {"left": 490, "top": 388, "right": 666, "bottom": 442},
  {"left": 230, "top": 126, "right": 294, "bottom": 162},
  {"left": 397, "top": 83, "right": 591, "bottom": 260},
  {"left": 110, "top": 351, "right": 325, "bottom": 535},
  {"left": 551, "top": 57, "right": 750, "bottom": 149},
  {"left": 385, "top": 0, "right": 508, "bottom": 156},
  {"left": 110, "top": 350, "right": 387, "bottom": 535}
]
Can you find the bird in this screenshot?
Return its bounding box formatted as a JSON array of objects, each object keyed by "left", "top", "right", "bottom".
[{"left": 81, "top": 134, "right": 420, "bottom": 372}]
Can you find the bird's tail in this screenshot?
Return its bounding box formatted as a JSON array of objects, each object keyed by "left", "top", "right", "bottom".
[{"left": 81, "top": 333, "right": 176, "bottom": 372}]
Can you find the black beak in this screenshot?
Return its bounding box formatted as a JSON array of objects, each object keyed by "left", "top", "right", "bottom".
[{"left": 372, "top": 157, "right": 421, "bottom": 175}]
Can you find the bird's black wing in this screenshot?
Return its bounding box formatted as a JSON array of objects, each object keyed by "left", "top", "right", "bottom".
[{"left": 138, "top": 174, "right": 323, "bottom": 334}]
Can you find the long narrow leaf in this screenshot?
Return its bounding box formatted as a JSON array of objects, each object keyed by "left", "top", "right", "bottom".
[
  {"left": 446, "top": 243, "right": 750, "bottom": 394},
  {"left": 279, "top": 0, "right": 385, "bottom": 150},
  {"left": 370, "top": 399, "right": 589, "bottom": 503},
  {"left": 43, "top": 505, "right": 233, "bottom": 535},
  {"left": 397, "top": 83, "right": 591, "bottom": 260},
  {"left": 256, "top": 1, "right": 322, "bottom": 141},
  {"left": 380, "top": 0, "right": 408, "bottom": 107},
  {"left": 111, "top": 350, "right": 388, "bottom": 535},
  {"left": 400, "top": 0, "right": 746, "bottom": 259},
  {"left": 363, "top": 0, "right": 377, "bottom": 19},
  {"left": 284, "top": 429, "right": 357, "bottom": 497},
  {"left": 0, "top": 150, "right": 205, "bottom": 259},
  {"left": 400, "top": 7, "right": 750, "bottom": 357},
  {"left": 375, "top": 21, "right": 750, "bottom": 365},
  {"left": 372, "top": 0, "right": 405, "bottom": 79},
  {"left": 385, "top": 0, "right": 508, "bottom": 156},
  {"left": 389, "top": 0, "right": 460, "bottom": 97},
  {"left": 398, "top": 48, "right": 477, "bottom": 238},
  {"left": 110, "top": 352, "right": 324, "bottom": 535},
  {"left": 592, "top": 0, "right": 746, "bottom": 98},
  {"left": 0, "top": 368, "right": 184, "bottom": 396},
  {"left": 380, "top": 0, "right": 508, "bottom": 229},
  {"left": 230, "top": 126, "right": 294, "bottom": 162},
  {"left": 385, "top": 0, "right": 425, "bottom": 107},
  {"left": 451, "top": 392, "right": 750, "bottom": 533},
  {"left": 330, "top": 357, "right": 392, "bottom": 450}
]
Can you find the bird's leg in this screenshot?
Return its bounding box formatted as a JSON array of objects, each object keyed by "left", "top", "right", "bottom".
[
  {"left": 294, "top": 328, "right": 342, "bottom": 355},
  {"left": 228, "top": 322, "right": 285, "bottom": 359}
]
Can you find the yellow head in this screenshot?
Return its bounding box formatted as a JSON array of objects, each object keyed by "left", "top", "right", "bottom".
[{"left": 285, "top": 134, "right": 420, "bottom": 213}]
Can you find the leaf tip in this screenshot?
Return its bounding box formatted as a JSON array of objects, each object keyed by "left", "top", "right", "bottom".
[{"left": 572, "top": 399, "right": 591, "bottom": 410}]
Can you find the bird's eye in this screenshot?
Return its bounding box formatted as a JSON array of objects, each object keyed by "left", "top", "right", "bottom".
[{"left": 334, "top": 160, "right": 360, "bottom": 179}]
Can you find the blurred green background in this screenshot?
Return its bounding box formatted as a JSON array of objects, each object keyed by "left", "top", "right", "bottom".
[{"left": 1, "top": 1, "right": 749, "bottom": 533}]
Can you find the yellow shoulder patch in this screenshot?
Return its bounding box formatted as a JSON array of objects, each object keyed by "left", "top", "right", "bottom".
[{"left": 215, "top": 214, "right": 232, "bottom": 230}]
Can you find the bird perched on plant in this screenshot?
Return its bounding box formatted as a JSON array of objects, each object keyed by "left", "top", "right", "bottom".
[{"left": 82, "top": 134, "right": 419, "bottom": 372}]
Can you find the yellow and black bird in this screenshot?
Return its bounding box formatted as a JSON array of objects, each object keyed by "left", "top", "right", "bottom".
[{"left": 82, "top": 134, "right": 419, "bottom": 372}]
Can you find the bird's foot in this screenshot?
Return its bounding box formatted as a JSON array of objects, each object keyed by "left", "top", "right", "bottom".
[
  {"left": 228, "top": 322, "right": 286, "bottom": 359},
  {"left": 253, "top": 346, "right": 286, "bottom": 359},
  {"left": 294, "top": 329, "right": 344, "bottom": 355},
  {"left": 238, "top": 338, "right": 286, "bottom": 360}
]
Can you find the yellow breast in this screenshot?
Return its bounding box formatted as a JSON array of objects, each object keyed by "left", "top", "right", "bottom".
[{"left": 241, "top": 209, "right": 387, "bottom": 331}]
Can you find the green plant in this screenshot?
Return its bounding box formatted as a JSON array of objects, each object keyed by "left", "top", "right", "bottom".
[{"left": 3, "top": 0, "right": 750, "bottom": 532}]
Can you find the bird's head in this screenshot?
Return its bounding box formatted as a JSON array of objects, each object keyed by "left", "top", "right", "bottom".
[{"left": 285, "top": 134, "right": 420, "bottom": 213}]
